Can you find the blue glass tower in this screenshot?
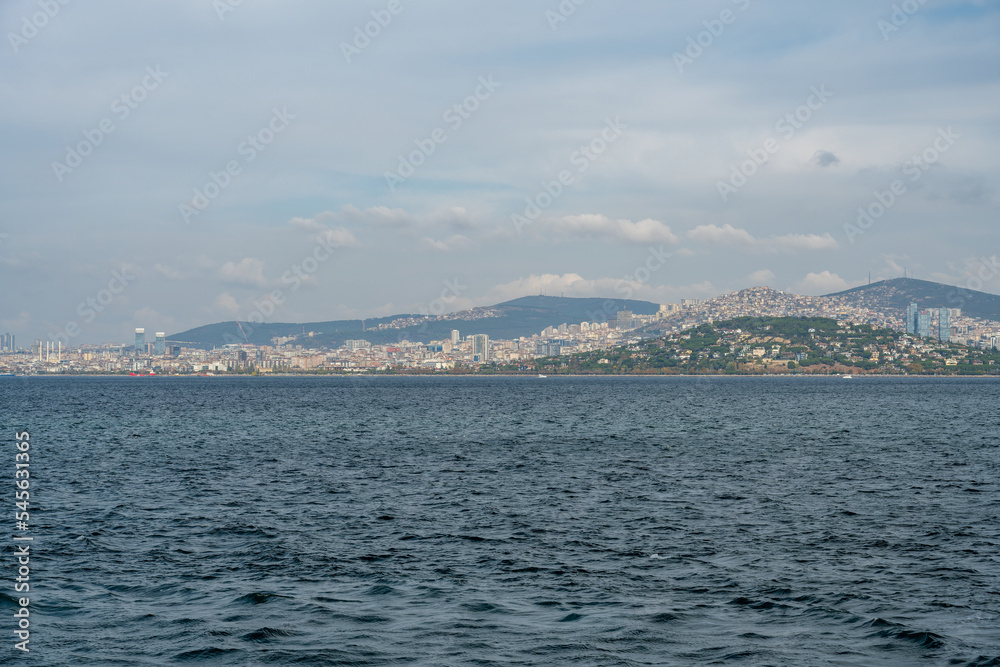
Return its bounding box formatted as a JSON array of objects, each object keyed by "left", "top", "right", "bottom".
[
  {"left": 906, "top": 302, "right": 918, "bottom": 334},
  {"left": 916, "top": 311, "right": 932, "bottom": 338},
  {"left": 938, "top": 308, "right": 950, "bottom": 343}
]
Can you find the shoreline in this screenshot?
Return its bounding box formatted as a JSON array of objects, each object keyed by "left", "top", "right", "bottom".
[{"left": 4, "top": 373, "right": 998, "bottom": 379}]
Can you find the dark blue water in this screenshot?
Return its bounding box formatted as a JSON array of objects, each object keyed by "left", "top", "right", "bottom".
[{"left": 1, "top": 376, "right": 998, "bottom": 665}]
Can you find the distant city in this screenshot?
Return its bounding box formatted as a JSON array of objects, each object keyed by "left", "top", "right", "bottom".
[{"left": 2, "top": 283, "right": 998, "bottom": 376}]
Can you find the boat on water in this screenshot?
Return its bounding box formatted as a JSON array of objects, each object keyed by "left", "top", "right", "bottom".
[
  {"left": 538, "top": 374, "right": 547, "bottom": 378},
  {"left": 0, "top": 373, "right": 15, "bottom": 377},
  {"left": 842, "top": 374, "right": 853, "bottom": 379}
]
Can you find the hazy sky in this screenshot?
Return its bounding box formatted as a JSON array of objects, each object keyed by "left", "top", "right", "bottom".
[{"left": 2, "top": 0, "right": 998, "bottom": 344}]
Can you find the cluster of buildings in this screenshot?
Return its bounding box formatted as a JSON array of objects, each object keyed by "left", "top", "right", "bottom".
[
  {"left": 905, "top": 303, "right": 952, "bottom": 342},
  {"left": 1, "top": 286, "right": 998, "bottom": 375},
  {"left": 654, "top": 287, "right": 999, "bottom": 351}
]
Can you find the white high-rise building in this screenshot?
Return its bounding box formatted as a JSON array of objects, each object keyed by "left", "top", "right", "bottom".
[
  {"left": 451, "top": 329, "right": 460, "bottom": 345},
  {"left": 472, "top": 334, "right": 489, "bottom": 362}
]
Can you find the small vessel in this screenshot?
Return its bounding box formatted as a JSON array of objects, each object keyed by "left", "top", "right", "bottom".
[
  {"left": 842, "top": 374, "right": 853, "bottom": 379},
  {"left": 538, "top": 374, "right": 547, "bottom": 378}
]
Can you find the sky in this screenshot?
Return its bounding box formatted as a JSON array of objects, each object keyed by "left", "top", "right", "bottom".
[{"left": 1, "top": 0, "right": 998, "bottom": 344}]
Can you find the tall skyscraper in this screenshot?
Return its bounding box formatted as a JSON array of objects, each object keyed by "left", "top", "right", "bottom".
[
  {"left": 616, "top": 310, "right": 634, "bottom": 330},
  {"left": 916, "top": 310, "right": 932, "bottom": 338},
  {"left": 938, "top": 308, "right": 950, "bottom": 343},
  {"left": 451, "top": 329, "right": 460, "bottom": 345},
  {"left": 906, "top": 302, "right": 918, "bottom": 334},
  {"left": 472, "top": 334, "right": 489, "bottom": 362},
  {"left": 154, "top": 332, "right": 166, "bottom": 356},
  {"left": 0, "top": 333, "right": 13, "bottom": 352},
  {"left": 134, "top": 328, "right": 145, "bottom": 355}
]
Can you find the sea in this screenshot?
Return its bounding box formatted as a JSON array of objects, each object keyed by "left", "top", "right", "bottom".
[{"left": 0, "top": 375, "right": 998, "bottom": 666}]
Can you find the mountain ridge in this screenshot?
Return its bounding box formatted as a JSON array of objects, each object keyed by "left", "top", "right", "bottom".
[
  {"left": 824, "top": 277, "right": 1000, "bottom": 320},
  {"left": 167, "top": 295, "right": 660, "bottom": 349},
  {"left": 166, "top": 278, "right": 1000, "bottom": 350}
]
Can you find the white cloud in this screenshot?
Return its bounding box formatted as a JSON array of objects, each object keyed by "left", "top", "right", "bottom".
[
  {"left": 287, "top": 216, "right": 325, "bottom": 232},
  {"left": 481, "top": 273, "right": 716, "bottom": 305},
  {"left": 219, "top": 258, "right": 268, "bottom": 288},
  {"left": 131, "top": 307, "right": 177, "bottom": 333},
  {"left": 748, "top": 269, "right": 776, "bottom": 284},
  {"left": 687, "top": 224, "right": 838, "bottom": 253},
  {"left": 317, "top": 227, "right": 359, "bottom": 248},
  {"left": 794, "top": 270, "right": 852, "bottom": 295},
  {"left": 341, "top": 204, "right": 414, "bottom": 227},
  {"left": 293, "top": 205, "right": 475, "bottom": 232},
  {"left": 687, "top": 223, "right": 757, "bottom": 246},
  {"left": 418, "top": 234, "right": 475, "bottom": 252},
  {"left": 213, "top": 292, "right": 240, "bottom": 313},
  {"left": 544, "top": 214, "right": 680, "bottom": 244},
  {"left": 154, "top": 263, "right": 185, "bottom": 280}
]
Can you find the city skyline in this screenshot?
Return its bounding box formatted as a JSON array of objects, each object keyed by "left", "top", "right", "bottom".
[{"left": 2, "top": 1, "right": 998, "bottom": 344}]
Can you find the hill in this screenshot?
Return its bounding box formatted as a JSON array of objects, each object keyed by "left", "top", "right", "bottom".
[
  {"left": 167, "top": 295, "right": 660, "bottom": 350},
  {"left": 825, "top": 277, "right": 1000, "bottom": 320},
  {"left": 518, "top": 316, "right": 1000, "bottom": 376}
]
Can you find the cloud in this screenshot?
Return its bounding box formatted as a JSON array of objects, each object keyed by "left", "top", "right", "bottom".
[
  {"left": 293, "top": 205, "right": 475, "bottom": 232},
  {"left": 317, "top": 227, "right": 359, "bottom": 248},
  {"left": 686, "top": 224, "right": 838, "bottom": 253},
  {"left": 748, "top": 269, "right": 776, "bottom": 284},
  {"left": 213, "top": 292, "right": 240, "bottom": 313},
  {"left": 687, "top": 223, "right": 756, "bottom": 246},
  {"left": 341, "top": 205, "right": 414, "bottom": 227},
  {"left": 481, "top": 273, "right": 716, "bottom": 305},
  {"left": 794, "top": 271, "right": 852, "bottom": 295},
  {"left": 131, "top": 307, "right": 177, "bottom": 333},
  {"left": 288, "top": 211, "right": 360, "bottom": 249},
  {"left": 154, "top": 263, "right": 185, "bottom": 281},
  {"left": 545, "top": 214, "right": 680, "bottom": 244},
  {"left": 287, "top": 216, "right": 325, "bottom": 232},
  {"left": 419, "top": 234, "right": 475, "bottom": 252},
  {"left": 813, "top": 150, "right": 840, "bottom": 167},
  {"left": 219, "top": 258, "right": 268, "bottom": 288}
]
